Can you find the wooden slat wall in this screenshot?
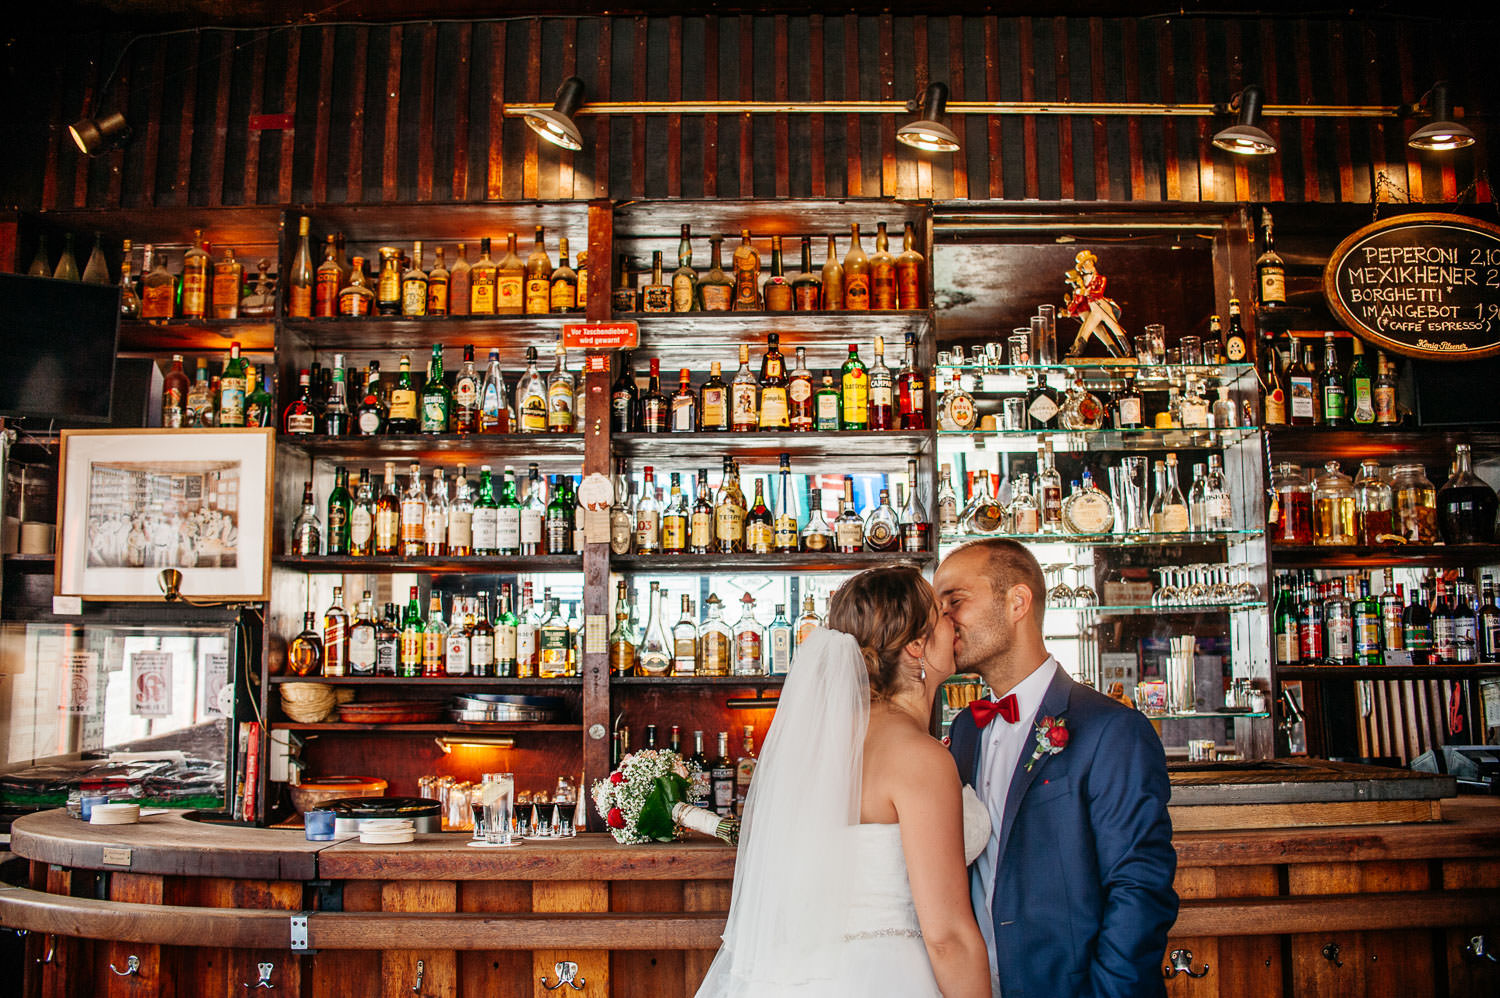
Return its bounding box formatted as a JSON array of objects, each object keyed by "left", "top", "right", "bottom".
[{"left": 6, "top": 14, "right": 1494, "bottom": 211}]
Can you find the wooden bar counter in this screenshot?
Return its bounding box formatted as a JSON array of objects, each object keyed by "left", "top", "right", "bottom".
[{"left": 5, "top": 801, "right": 1500, "bottom": 997}]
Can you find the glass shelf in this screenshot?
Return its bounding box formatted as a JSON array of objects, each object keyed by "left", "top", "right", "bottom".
[
  {"left": 940, "top": 529, "right": 1262, "bottom": 547},
  {"left": 935, "top": 361, "right": 1258, "bottom": 388},
  {"left": 1042, "top": 601, "right": 1266, "bottom": 616},
  {"left": 938, "top": 426, "right": 1257, "bottom": 451},
  {"left": 273, "top": 554, "right": 584, "bottom": 574},
  {"left": 611, "top": 551, "right": 934, "bottom": 573},
  {"left": 267, "top": 675, "right": 582, "bottom": 686}
]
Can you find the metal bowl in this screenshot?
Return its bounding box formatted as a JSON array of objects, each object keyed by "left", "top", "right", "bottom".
[{"left": 447, "top": 702, "right": 558, "bottom": 723}]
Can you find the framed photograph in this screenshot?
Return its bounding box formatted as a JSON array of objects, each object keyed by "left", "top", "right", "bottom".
[{"left": 55, "top": 428, "right": 274, "bottom": 601}]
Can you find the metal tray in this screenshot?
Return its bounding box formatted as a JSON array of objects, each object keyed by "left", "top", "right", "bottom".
[{"left": 447, "top": 703, "right": 559, "bottom": 723}]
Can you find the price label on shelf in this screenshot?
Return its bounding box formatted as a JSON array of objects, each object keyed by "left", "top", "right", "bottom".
[{"left": 563, "top": 321, "right": 639, "bottom": 350}]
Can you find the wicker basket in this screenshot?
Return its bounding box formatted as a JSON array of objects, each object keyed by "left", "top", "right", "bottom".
[{"left": 280, "top": 682, "right": 337, "bottom": 723}]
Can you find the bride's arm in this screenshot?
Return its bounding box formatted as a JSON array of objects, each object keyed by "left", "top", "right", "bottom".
[{"left": 894, "top": 738, "right": 992, "bottom": 998}]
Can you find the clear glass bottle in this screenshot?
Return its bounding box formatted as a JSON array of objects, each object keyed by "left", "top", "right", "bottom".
[
  {"left": 833, "top": 476, "right": 865, "bottom": 552},
  {"left": 1149, "top": 455, "right": 1191, "bottom": 534},
  {"left": 671, "top": 224, "right": 698, "bottom": 312},
  {"left": 291, "top": 482, "right": 322, "bottom": 555},
  {"left": 288, "top": 612, "right": 324, "bottom": 677},
  {"left": 730, "top": 344, "right": 760, "bottom": 432},
  {"left": 634, "top": 466, "right": 661, "bottom": 554},
  {"left": 672, "top": 594, "right": 699, "bottom": 675},
  {"left": 862, "top": 487, "right": 900, "bottom": 552},
  {"left": 546, "top": 340, "right": 576, "bottom": 433},
  {"left": 1438, "top": 443, "right": 1498, "bottom": 544},
  {"left": 638, "top": 582, "right": 672, "bottom": 677},
  {"left": 516, "top": 346, "right": 549, "bottom": 434},
  {"left": 714, "top": 458, "right": 747, "bottom": 554},
  {"left": 374, "top": 462, "right": 401, "bottom": 556},
  {"left": 608, "top": 581, "right": 637, "bottom": 676},
  {"left": 937, "top": 463, "right": 959, "bottom": 535},
  {"left": 1323, "top": 579, "right": 1355, "bottom": 666},
  {"left": 800, "top": 487, "right": 834, "bottom": 552},
  {"left": 1197, "top": 453, "right": 1233, "bottom": 531},
  {"left": 765, "top": 603, "right": 793, "bottom": 675},
  {"left": 899, "top": 458, "right": 931, "bottom": 552},
  {"left": 1178, "top": 377, "right": 1211, "bottom": 429},
  {"left": 1061, "top": 469, "right": 1115, "bottom": 535},
  {"left": 424, "top": 468, "right": 449, "bottom": 556},
  {"left": 1038, "top": 440, "right": 1064, "bottom": 534},
  {"left": 1312, "top": 461, "right": 1358, "bottom": 546},
  {"left": 1007, "top": 472, "right": 1039, "bottom": 535},
  {"left": 400, "top": 463, "right": 427, "bottom": 557},
  {"left": 699, "top": 594, "right": 733, "bottom": 677},
  {"left": 733, "top": 594, "right": 764, "bottom": 676},
  {"left": 1058, "top": 376, "right": 1106, "bottom": 430},
  {"left": 960, "top": 469, "right": 1006, "bottom": 535},
  {"left": 348, "top": 591, "right": 378, "bottom": 676},
  {"left": 732, "top": 229, "right": 762, "bottom": 311}
]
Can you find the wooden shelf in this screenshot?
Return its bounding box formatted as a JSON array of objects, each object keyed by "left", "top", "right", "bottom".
[
  {"left": 1277, "top": 664, "right": 1500, "bottom": 681},
  {"left": 269, "top": 675, "right": 581, "bottom": 686},
  {"left": 611, "top": 198, "right": 928, "bottom": 239},
  {"left": 2, "top": 553, "right": 56, "bottom": 573},
  {"left": 277, "top": 433, "right": 585, "bottom": 464},
  {"left": 269, "top": 722, "right": 580, "bottom": 733},
  {"left": 612, "top": 675, "right": 785, "bottom": 686},
  {"left": 617, "top": 311, "right": 931, "bottom": 351},
  {"left": 281, "top": 314, "right": 568, "bottom": 351},
  {"left": 613, "top": 430, "right": 930, "bottom": 469},
  {"left": 118, "top": 319, "right": 276, "bottom": 353},
  {"left": 1265, "top": 426, "right": 1500, "bottom": 463},
  {"left": 274, "top": 554, "right": 583, "bottom": 573},
  {"left": 1269, "top": 544, "right": 1500, "bottom": 568},
  {"left": 610, "top": 551, "right": 932, "bottom": 573},
  {"left": 940, "top": 426, "right": 1258, "bottom": 452}
]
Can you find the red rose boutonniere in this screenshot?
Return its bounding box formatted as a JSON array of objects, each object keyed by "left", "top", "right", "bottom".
[{"left": 1024, "top": 716, "right": 1069, "bottom": 772}]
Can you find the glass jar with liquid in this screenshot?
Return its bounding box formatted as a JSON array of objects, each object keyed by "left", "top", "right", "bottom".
[
  {"left": 1312, "top": 461, "right": 1357, "bottom": 546},
  {"left": 1391, "top": 464, "right": 1438, "bottom": 544},
  {"left": 1269, "top": 463, "right": 1313, "bottom": 545},
  {"left": 1354, "top": 460, "right": 1395, "bottom": 545}
]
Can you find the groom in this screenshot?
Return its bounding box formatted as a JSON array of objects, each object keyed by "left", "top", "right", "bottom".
[{"left": 936, "top": 539, "right": 1177, "bottom": 998}]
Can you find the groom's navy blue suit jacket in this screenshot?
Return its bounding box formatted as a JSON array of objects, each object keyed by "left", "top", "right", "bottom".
[{"left": 949, "top": 667, "right": 1178, "bottom": 998}]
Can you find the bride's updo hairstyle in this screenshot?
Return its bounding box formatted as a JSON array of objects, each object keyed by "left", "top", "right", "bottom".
[{"left": 827, "top": 565, "right": 935, "bottom": 699}]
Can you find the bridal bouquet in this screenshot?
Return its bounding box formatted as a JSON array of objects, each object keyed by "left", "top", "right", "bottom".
[{"left": 591, "top": 749, "right": 738, "bottom": 846}]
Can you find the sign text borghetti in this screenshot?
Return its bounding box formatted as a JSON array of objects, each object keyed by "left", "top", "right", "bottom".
[
  {"left": 1323, "top": 212, "right": 1500, "bottom": 361},
  {"left": 562, "top": 321, "right": 639, "bottom": 350}
]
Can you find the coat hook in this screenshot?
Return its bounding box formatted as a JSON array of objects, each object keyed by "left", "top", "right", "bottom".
[
  {"left": 1162, "top": 948, "right": 1210, "bottom": 979},
  {"left": 243, "top": 962, "right": 275, "bottom": 989},
  {"left": 110, "top": 955, "right": 141, "bottom": 977},
  {"left": 1467, "top": 935, "right": 1500, "bottom": 964},
  {"left": 412, "top": 959, "right": 425, "bottom": 993},
  {"left": 541, "top": 960, "right": 587, "bottom": 991},
  {"left": 1322, "top": 942, "right": 1343, "bottom": 968}
]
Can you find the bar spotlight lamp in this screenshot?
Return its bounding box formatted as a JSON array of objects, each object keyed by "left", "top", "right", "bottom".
[
  {"left": 898, "top": 82, "right": 961, "bottom": 153},
  {"left": 524, "top": 76, "right": 586, "bottom": 151},
  {"left": 1212, "top": 85, "right": 1277, "bottom": 156},
  {"left": 69, "top": 111, "right": 131, "bottom": 156},
  {"left": 1408, "top": 81, "right": 1476, "bottom": 152}
]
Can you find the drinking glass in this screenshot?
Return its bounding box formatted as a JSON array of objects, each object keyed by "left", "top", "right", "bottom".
[
  {"left": 1179, "top": 335, "right": 1203, "bottom": 366},
  {"left": 1044, "top": 563, "right": 1074, "bottom": 606},
  {"left": 482, "top": 772, "right": 514, "bottom": 845},
  {"left": 1145, "top": 324, "right": 1167, "bottom": 365},
  {"left": 1032, "top": 315, "right": 1055, "bottom": 366},
  {"left": 1008, "top": 331, "right": 1031, "bottom": 366},
  {"left": 1070, "top": 563, "right": 1098, "bottom": 607},
  {"left": 1118, "top": 457, "right": 1149, "bottom": 535}
]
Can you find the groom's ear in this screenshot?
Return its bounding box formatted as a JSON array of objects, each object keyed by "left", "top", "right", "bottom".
[{"left": 1008, "top": 583, "right": 1034, "bottom": 623}]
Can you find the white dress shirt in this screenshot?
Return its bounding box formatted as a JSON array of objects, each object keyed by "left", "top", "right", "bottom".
[{"left": 970, "top": 656, "right": 1059, "bottom": 987}]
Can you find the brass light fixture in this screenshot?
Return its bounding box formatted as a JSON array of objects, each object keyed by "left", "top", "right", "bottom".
[
  {"left": 726, "top": 693, "right": 781, "bottom": 711},
  {"left": 1212, "top": 85, "right": 1277, "bottom": 156},
  {"left": 435, "top": 735, "right": 516, "bottom": 753},
  {"left": 69, "top": 112, "right": 131, "bottom": 156},
  {"left": 897, "top": 82, "right": 961, "bottom": 153},
  {"left": 524, "top": 77, "right": 586, "bottom": 151},
  {"left": 1407, "top": 81, "right": 1476, "bottom": 152}
]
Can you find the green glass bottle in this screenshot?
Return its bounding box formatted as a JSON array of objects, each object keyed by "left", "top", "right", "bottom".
[
  {"left": 840, "top": 343, "right": 868, "bottom": 430},
  {"left": 546, "top": 475, "right": 574, "bottom": 553},
  {"left": 399, "top": 585, "right": 424, "bottom": 678},
  {"left": 326, "top": 467, "right": 353, "bottom": 556},
  {"left": 1347, "top": 337, "right": 1376, "bottom": 426},
  {"left": 813, "top": 372, "right": 842, "bottom": 432},
  {"left": 387, "top": 355, "right": 420, "bottom": 434},
  {"left": 245, "top": 364, "right": 275, "bottom": 428},
  {"left": 471, "top": 466, "right": 499, "bottom": 556},
  {"left": 421, "top": 343, "right": 451, "bottom": 434}
]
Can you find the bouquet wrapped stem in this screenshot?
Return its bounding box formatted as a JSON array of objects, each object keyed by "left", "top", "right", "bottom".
[{"left": 592, "top": 749, "right": 739, "bottom": 845}]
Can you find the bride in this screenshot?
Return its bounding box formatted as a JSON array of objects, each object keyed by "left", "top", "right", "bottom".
[{"left": 695, "top": 566, "right": 992, "bottom": 997}]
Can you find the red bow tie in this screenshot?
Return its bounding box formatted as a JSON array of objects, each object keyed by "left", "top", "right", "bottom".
[{"left": 971, "top": 694, "right": 1020, "bottom": 728}]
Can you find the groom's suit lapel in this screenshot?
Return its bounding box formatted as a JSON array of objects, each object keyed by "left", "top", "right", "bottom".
[{"left": 994, "top": 667, "right": 1074, "bottom": 865}]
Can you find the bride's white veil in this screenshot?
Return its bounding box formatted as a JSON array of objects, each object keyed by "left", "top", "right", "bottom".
[{"left": 695, "top": 627, "right": 870, "bottom": 996}]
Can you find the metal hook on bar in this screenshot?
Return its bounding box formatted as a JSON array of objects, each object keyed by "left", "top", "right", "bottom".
[
  {"left": 1162, "top": 948, "right": 1210, "bottom": 979},
  {"left": 540, "top": 960, "right": 587, "bottom": 991},
  {"left": 411, "top": 959, "right": 425, "bottom": 993},
  {"left": 243, "top": 962, "right": 275, "bottom": 989},
  {"left": 110, "top": 955, "right": 141, "bottom": 977}
]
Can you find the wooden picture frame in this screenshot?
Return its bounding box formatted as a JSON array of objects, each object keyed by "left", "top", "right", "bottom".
[{"left": 55, "top": 428, "right": 275, "bottom": 602}]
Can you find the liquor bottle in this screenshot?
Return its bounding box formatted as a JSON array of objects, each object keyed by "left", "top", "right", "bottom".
[
  {"left": 863, "top": 488, "right": 900, "bottom": 552},
  {"left": 420, "top": 344, "right": 451, "bottom": 434},
  {"left": 453, "top": 344, "right": 480, "bottom": 433},
  {"left": 1373, "top": 351, "right": 1399, "bottom": 427},
  {"left": 895, "top": 220, "right": 925, "bottom": 309},
  {"left": 758, "top": 334, "right": 789, "bottom": 430},
  {"left": 1196, "top": 453, "right": 1233, "bottom": 531},
  {"left": 489, "top": 232, "right": 521, "bottom": 314},
  {"left": 1352, "top": 577, "right": 1383, "bottom": 666},
  {"left": 1403, "top": 579, "right": 1432, "bottom": 665},
  {"left": 400, "top": 463, "right": 427, "bottom": 557},
  {"left": 140, "top": 245, "right": 175, "bottom": 319},
  {"left": 734, "top": 725, "right": 759, "bottom": 814},
  {"left": 161, "top": 355, "right": 190, "bottom": 428},
  {"left": 374, "top": 462, "right": 401, "bottom": 556},
  {"left": 639, "top": 357, "right": 670, "bottom": 432},
  {"left": 1061, "top": 469, "right": 1116, "bottom": 536},
  {"left": 1319, "top": 332, "right": 1348, "bottom": 427},
  {"left": 520, "top": 464, "right": 546, "bottom": 555},
  {"left": 671, "top": 224, "right": 698, "bottom": 312},
  {"left": 212, "top": 248, "right": 244, "bottom": 319},
  {"left": 745, "top": 477, "right": 774, "bottom": 553},
  {"left": 355, "top": 361, "right": 388, "bottom": 435},
  {"left": 1297, "top": 578, "right": 1325, "bottom": 666},
  {"left": 444, "top": 596, "right": 471, "bottom": 677},
  {"left": 26, "top": 234, "right": 49, "bottom": 277},
  {"left": 1380, "top": 573, "right": 1405, "bottom": 654},
  {"left": 1455, "top": 580, "right": 1479, "bottom": 664},
  {"left": 1346, "top": 337, "right": 1375, "bottom": 426},
  {"left": 523, "top": 226, "right": 553, "bottom": 315},
  {"left": 338, "top": 256, "right": 375, "bottom": 316},
  {"left": 687, "top": 730, "right": 712, "bottom": 800},
  {"left": 800, "top": 487, "right": 834, "bottom": 551},
  {"left": 672, "top": 595, "right": 699, "bottom": 675},
  {"left": 842, "top": 223, "right": 870, "bottom": 310},
  {"left": 288, "top": 612, "right": 324, "bottom": 677},
  {"left": 426, "top": 246, "right": 449, "bottom": 316},
  {"left": 730, "top": 344, "right": 760, "bottom": 432},
  {"left": 314, "top": 236, "right": 342, "bottom": 317},
  {"left": 439, "top": 465, "right": 471, "bottom": 557},
  {"left": 1112, "top": 374, "right": 1143, "bottom": 429},
  {"left": 349, "top": 468, "right": 375, "bottom": 557},
  {"left": 470, "top": 237, "right": 498, "bottom": 314},
  {"left": 424, "top": 468, "right": 449, "bottom": 556},
  {"left": 866, "top": 336, "right": 895, "bottom": 431},
  {"left": 184, "top": 358, "right": 214, "bottom": 427},
  {"left": 448, "top": 242, "right": 471, "bottom": 316},
  {"left": 489, "top": 586, "right": 516, "bottom": 677},
  {"left": 291, "top": 482, "right": 322, "bottom": 555},
  {"left": 1257, "top": 208, "right": 1287, "bottom": 309},
  {"left": 866, "top": 221, "right": 896, "bottom": 309},
  {"left": 633, "top": 466, "right": 662, "bottom": 554},
  {"left": 495, "top": 465, "right": 523, "bottom": 556},
  {"left": 545, "top": 475, "right": 574, "bottom": 554},
  {"left": 397, "top": 587, "right": 424, "bottom": 677},
  {"left": 733, "top": 594, "right": 764, "bottom": 676},
  {"left": 763, "top": 603, "right": 793, "bottom": 676},
  {"left": 1432, "top": 578, "right": 1458, "bottom": 665},
  {"left": 1038, "top": 441, "right": 1063, "bottom": 533},
  {"left": 840, "top": 344, "right": 869, "bottom": 430},
  {"left": 469, "top": 465, "right": 499, "bottom": 556},
  {"left": 607, "top": 460, "right": 634, "bottom": 556},
  {"left": 711, "top": 732, "right": 736, "bottom": 815},
  {"left": 669, "top": 368, "right": 697, "bottom": 431},
  {"left": 1288, "top": 341, "right": 1318, "bottom": 427},
  {"left": 326, "top": 467, "right": 353, "bottom": 556},
  {"left": 1150, "top": 454, "right": 1191, "bottom": 533},
  {"left": 1478, "top": 576, "right": 1500, "bottom": 662},
  {"left": 813, "top": 372, "right": 842, "bottom": 431},
  {"left": 320, "top": 356, "right": 349, "bottom": 435},
  {"left": 700, "top": 594, "right": 733, "bottom": 677},
  {"left": 1224, "top": 300, "right": 1249, "bottom": 363},
  {"left": 637, "top": 583, "right": 671, "bottom": 677},
  {"left": 1324, "top": 579, "right": 1355, "bottom": 666},
  {"left": 1439, "top": 443, "right": 1499, "bottom": 544},
  {"left": 640, "top": 250, "right": 672, "bottom": 313},
  {"left": 1262, "top": 333, "right": 1289, "bottom": 426},
  {"left": 789, "top": 595, "right": 820, "bottom": 649},
  {"left": 421, "top": 593, "right": 446, "bottom": 678},
  {"left": 550, "top": 237, "right": 579, "bottom": 313},
  {"left": 241, "top": 365, "right": 270, "bottom": 427},
  {"left": 895, "top": 333, "right": 926, "bottom": 430},
  {"left": 834, "top": 476, "right": 864, "bottom": 552},
  {"left": 611, "top": 253, "right": 638, "bottom": 313},
  {"left": 732, "top": 229, "right": 761, "bottom": 310},
  {"left": 787, "top": 347, "right": 816, "bottom": 431},
  {"left": 401, "top": 241, "right": 428, "bottom": 316},
  {"left": 791, "top": 236, "right": 821, "bottom": 311},
  {"left": 937, "top": 464, "right": 959, "bottom": 534},
  {"left": 287, "top": 217, "right": 314, "bottom": 318},
  {"left": 387, "top": 355, "right": 420, "bottom": 434},
  {"left": 118, "top": 239, "right": 141, "bottom": 318},
  {"left": 820, "top": 234, "right": 844, "bottom": 309},
  {"left": 609, "top": 351, "right": 639, "bottom": 434},
  {"left": 374, "top": 603, "right": 400, "bottom": 676},
  {"left": 375, "top": 249, "right": 402, "bottom": 316},
  {"left": 762, "top": 235, "right": 793, "bottom": 311},
  {"left": 698, "top": 360, "right": 729, "bottom": 431},
  {"left": 1272, "top": 576, "right": 1298, "bottom": 668},
  {"left": 714, "top": 457, "right": 747, "bottom": 553},
  {"left": 516, "top": 346, "right": 549, "bottom": 433},
  {"left": 772, "top": 454, "right": 800, "bottom": 553},
  {"left": 658, "top": 472, "right": 689, "bottom": 554},
  {"left": 1026, "top": 373, "right": 1061, "bottom": 430},
  {"left": 348, "top": 591, "right": 378, "bottom": 676},
  {"left": 321, "top": 586, "right": 350, "bottom": 677},
  {"left": 479, "top": 349, "right": 512, "bottom": 433},
  {"left": 696, "top": 235, "right": 733, "bottom": 311},
  {"left": 546, "top": 340, "right": 577, "bottom": 433}
]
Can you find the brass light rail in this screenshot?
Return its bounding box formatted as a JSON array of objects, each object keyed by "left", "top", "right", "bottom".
[{"left": 502, "top": 100, "right": 1407, "bottom": 119}]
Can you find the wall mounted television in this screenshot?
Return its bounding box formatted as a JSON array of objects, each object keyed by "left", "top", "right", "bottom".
[{"left": 0, "top": 273, "right": 120, "bottom": 424}]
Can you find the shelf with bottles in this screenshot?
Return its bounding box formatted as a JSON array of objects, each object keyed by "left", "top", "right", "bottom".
[
  {"left": 278, "top": 316, "right": 574, "bottom": 353},
  {"left": 935, "top": 361, "right": 1259, "bottom": 391},
  {"left": 1041, "top": 601, "right": 1268, "bottom": 616},
  {"left": 1264, "top": 427, "right": 1500, "bottom": 463},
  {"left": 119, "top": 319, "right": 278, "bottom": 354},
  {"left": 269, "top": 722, "right": 582, "bottom": 734},
  {"left": 276, "top": 432, "right": 587, "bottom": 463},
  {"left": 614, "top": 430, "right": 932, "bottom": 464},
  {"left": 610, "top": 552, "right": 932, "bottom": 573},
  {"left": 267, "top": 674, "right": 583, "bottom": 686},
  {"left": 1275, "top": 664, "right": 1500, "bottom": 681},
  {"left": 611, "top": 675, "right": 787, "bottom": 686},
  {"left": 938, "top": 426, "right": 1258, "bottom": 452},
  {"left": 940, "top": 530, "right": 1262, "bottom": 548},
  {"left": 274, "top": 554, "right": 585, "bottom": 574},
  {"left": 1268, "top": 544, "right": 1500, "bottom": 568}
]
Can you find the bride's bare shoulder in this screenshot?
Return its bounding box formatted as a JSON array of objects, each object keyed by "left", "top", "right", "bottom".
[{"left": 866, "top": 716, "right": 960, "bottom": 784}]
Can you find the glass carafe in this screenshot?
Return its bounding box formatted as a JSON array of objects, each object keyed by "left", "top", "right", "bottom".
[
  {"left": 1312, "top": 461, "right": 1357, "bottom": 546},
  {"left": 1269, "top": 463, "right": 1312, "bottom": 544},
  {"left": 1391, "top": 464, "right": 1438, "bottom": 544},
  {"left": 1437, "top": 443, "right": 1498, "bottom": 544},
  {"left": 959, "top": 469, "right": 1006, "bottom": 534},
  {"left": 1353, "top": 460, "right": 1395, "bottom": 546}
]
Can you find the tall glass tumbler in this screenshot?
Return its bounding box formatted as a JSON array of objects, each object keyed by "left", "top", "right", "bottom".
[
  {"left": 1119, "top": 456, "right": 1150, "bottom": 535},
  {"left": 1038, "top": 305, "right": 1057, "bottom": 363},
  {"left": 482, "top": 772, "right": 514, "bottom": 845}
]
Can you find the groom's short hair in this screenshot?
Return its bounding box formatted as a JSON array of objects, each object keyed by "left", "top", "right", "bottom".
[{"left": 953, "top": 538, "right": 1047, "bottom": 628}]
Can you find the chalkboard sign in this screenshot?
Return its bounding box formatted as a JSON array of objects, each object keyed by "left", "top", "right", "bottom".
[{"left": 1323, "top": 212, "right": 1500, "bottom": 361}]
